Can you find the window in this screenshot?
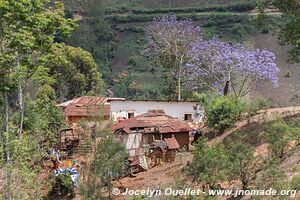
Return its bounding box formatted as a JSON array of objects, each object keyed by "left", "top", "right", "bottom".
[
  {"left": 128, "top": 112, "right": 135, "bottom": 119},
  {"left": 184, "top": 114, "right": 192, "bottom": 121}
]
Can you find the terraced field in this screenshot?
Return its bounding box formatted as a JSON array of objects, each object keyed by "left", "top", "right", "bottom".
[{"left": 64, "top": 0, "right": 300, "bottom": 105}]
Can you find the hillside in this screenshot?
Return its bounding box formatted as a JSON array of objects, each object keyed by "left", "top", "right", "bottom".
[
  {"left": 3, "top": 1, "right": 300, "bottom": 199},
  {"left": 63, "top": 0, "right": 300, "bottom": 105},
  {"left": 111, "top": 110, "right": 300, "bottom": 200}
]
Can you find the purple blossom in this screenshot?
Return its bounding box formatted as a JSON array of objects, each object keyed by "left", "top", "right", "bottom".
[
  {"left": 147, "top": 15, "right": 202, "bottom": 56},
  {"left": 147, "top": 16, "right": 279, "bottom": 97},
  {"left": 185, "top": 37, "right": 279, "bottom": 96}
]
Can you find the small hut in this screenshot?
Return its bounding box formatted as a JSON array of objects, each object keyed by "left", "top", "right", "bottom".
[{"left": 112, "top": 111, "right": 191, "bottom": 170}]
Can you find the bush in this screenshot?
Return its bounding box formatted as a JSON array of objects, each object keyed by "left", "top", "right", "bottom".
[
  {"left": 260, "top": 119, "right": 291, "bottom": 158},
  {"left": 292, "top": 174, "right": 300, "bottom": 190},
  {"left": 188, "top": 138, "right": 229, "bottom": 189},
  {"left": 206, "top": 96, "right": 242, "bottom": 132},
  {"left": 245, "top": 97, "right": 273, "bottom": 116},
  {"left": 50, "top": 173, "right": 74, "bottom": 197}
]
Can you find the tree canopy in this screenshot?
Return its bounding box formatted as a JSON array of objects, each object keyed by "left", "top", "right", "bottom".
[
  {"left": 0, "top": 1, "right": 105, "bottom": 199},
  {"left": 45, "top": 43, "right": 104, "bottom": 101}
]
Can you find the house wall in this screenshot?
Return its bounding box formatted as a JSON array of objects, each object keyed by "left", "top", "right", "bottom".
[
  {"left": 173, "top": 132, "right": 189, "bottom": 149},
  {"left": 117, "top": 131, "right": 189, "bottom": 156},
  {"left": 110, "top": 100, "right": 204, "bottom": 123},
  {"left": 117, "top": 132, "right": 143, "bottom": 156},
  {"left": 159, "top": 132, "right": 189, "bottom": 149}
]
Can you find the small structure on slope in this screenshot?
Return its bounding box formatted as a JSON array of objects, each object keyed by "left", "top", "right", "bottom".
[
  {"left": 112, "top": 110, "right": 191, "bottom": 172},
  {"left": 57, "top": 96, "right": 124, "bottom": 124}
]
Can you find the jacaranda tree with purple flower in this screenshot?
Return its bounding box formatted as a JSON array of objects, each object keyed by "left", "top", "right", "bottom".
[
  {"left": 147, "top": 16, "right": 279, "bottom": 98},
  {"left": 186, "top": 37, "right": 279, "bottom": 97},
  {"left": 147, "top": 15, "right": 201, "bottom": 100}
]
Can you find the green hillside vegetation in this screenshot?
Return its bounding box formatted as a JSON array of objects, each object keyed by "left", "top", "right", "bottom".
[
  {"left": 63, "top": 0, "right": 283, "bottom": 100},
  {"left": 2, "top": 1, "right": 300, "bottom": 198},
  {"left": 104, "top": 0, "right": 255, "bottom": 10}
]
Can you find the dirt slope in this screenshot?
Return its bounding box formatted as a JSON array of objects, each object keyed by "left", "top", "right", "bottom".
[
  {"left": 209, "top": 106, "right": 300, "bottom": 145},
  {"left": 113, "top": 152, "right": 193, "bottom": 200}
]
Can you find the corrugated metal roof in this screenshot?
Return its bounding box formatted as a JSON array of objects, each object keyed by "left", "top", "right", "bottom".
[
  {"left": 112, "top": 112, "right": 192, "bottom": 134},
  {"left": 60, "top": 96, "right": 111, "bottom": 117},
  {"left": 71, "top": 96, "right": 108, "bottom": 106},
  {"left": 64, "top": 105, "right": 110, "bottom": 117},
  {"left": 108, "top": 99, "right": 198, "bottom": 103},
  {"left": 164, "top": 138, "right": 180, "bottom": 149},
  {"left": 57, "top": 96, "right": 125, "bottom": 107}
]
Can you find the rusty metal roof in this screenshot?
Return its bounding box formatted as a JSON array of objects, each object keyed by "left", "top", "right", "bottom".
[
  {"left": 164, "top": 138, "right": 180, "bottom": 149},
  {"left": 108, "top": 99, "right": 198, "bottom": 103},
  {"left": 63, "top": 105, "right": 110, "bottom": 117},
  {"left": 57, "top": 96, "right": 125, "bottom": 107},
  {"left": 61, "top": 96, "right": 111, "bottom": 117},
  {"left": 112, "top": 112, "right": 192, "bottom": 134}
]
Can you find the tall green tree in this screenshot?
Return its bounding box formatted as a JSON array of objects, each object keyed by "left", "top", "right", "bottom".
[
  {"left": 0, "top": 0, "right": 76, "bottom": 138},
  {"left": 206, "top": 96, "right": 242, "bottom": 133},
  {"left": 0, "top": 0, "right": 76, "bottom": 198},
  {"left": 45, "top": 43, "right": 104, "bottom": 101}
]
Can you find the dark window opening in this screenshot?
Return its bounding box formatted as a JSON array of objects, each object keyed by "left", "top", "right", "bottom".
[
  {"left": 184, "top": 114, "right": 192, "bottom": 121},
  {"left": 128, "top": 112, "right": 134, "bottom": 119}
]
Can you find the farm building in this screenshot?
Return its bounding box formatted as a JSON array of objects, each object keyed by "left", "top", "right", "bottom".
[
  {"left": 112, "top": 110, "right": 192, "bottom": 170},
  {"left": 109, "top": 99, "right": 204, "bottom": 123},
  {"left": 57, "top": 96, "right": 124, "bottom": 124}
]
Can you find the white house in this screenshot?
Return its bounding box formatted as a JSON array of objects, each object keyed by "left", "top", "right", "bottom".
[{"left": 109, "top": 99, "right": 204, "bottom": 123}]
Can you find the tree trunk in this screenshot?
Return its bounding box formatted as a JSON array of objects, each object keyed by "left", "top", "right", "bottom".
[
  {"left": 178, "top": 65, "right": 181, "bottom": 101},
  {"left": 223, "top": 81, "right": 230, "bottom": 96},
  {"left": 18, "top": 82, "right": 24, "bottom": 139},
  {"left": 4, "top": 92, "right": 12, "bottom": 200}
]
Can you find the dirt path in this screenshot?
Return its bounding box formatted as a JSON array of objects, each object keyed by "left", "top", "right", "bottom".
[
  {"left": 209, "top": 106, "right": 300, "bottom": 145},
  {"left": 113, "top": 152, "right": 193, "bottom": 199}
]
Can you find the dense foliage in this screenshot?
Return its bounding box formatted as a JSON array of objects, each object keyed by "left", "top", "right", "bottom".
[
  {"left": 189, "top": 138, "right": 229, "bottom": 189},
  {"left": 0, "top": 0, "right": 104, "bottom": 198},
  {"left": 206, "top": 96, "right": 242, "bottom": 132},
  {"left": 189, "top": 135, "right": 258, "bottom": 190},
  {"left": 50, "top": 173, "right": 75, "bottom": 197},
  {"left": 45, "top": 43, "right": 104, "bottom": 101},
  {"left": 260, "top": 119, "right": 300, "bottom": 158}
]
